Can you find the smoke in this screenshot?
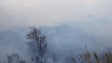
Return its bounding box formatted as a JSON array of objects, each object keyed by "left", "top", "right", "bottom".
[
  {"left": 0, "top": 0, "right": 112, "bottom": 31},
  {"left": 0, "top": 0, "right": 112, "bottom": 62},
  {"left": 0, "top": 23, "right": 112, "bottom": 63}
]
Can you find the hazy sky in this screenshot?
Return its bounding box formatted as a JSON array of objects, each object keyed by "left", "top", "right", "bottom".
[{"left": 0, "top": 0, "right": 112, "bottom": 30}]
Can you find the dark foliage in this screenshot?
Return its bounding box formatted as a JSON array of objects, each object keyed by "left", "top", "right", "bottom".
[{"left": 27, "top": 27, "right": 48, "bottom": 63}]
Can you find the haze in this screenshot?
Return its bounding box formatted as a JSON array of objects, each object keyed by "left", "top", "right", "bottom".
[{"left": 0, "top": 0, "right": 112, "bottom": 31}]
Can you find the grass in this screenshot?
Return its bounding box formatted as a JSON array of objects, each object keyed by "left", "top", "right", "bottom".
[{"left": 72, "top": 50, "right": 112, "bottom": 63}]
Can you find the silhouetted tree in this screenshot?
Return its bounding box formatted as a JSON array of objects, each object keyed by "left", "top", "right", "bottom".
[
  {"left": 7, "top": 53, "right": 25, "bottom": 63},
  {"left": 27, "top": 27, "right": 48, "bottom": 63}
]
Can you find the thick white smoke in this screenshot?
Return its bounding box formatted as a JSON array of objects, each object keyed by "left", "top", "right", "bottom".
[{"left": 0, "top": 23, "right": 112, "bottom": 63}]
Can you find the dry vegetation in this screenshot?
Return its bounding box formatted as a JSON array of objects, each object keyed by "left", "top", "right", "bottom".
[{"left": 72, "top": 50, "right": 112, "bottom": 63}]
